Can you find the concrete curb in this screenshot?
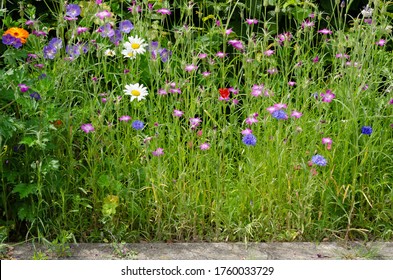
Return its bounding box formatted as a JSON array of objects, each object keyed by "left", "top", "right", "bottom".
[{"left": 3, "top": 242, "right": 393, "bottom": 260}]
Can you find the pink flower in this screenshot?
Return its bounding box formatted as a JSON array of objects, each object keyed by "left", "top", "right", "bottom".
[
  {"left": 198, "top": 53, "right": 207, "bottom": 59},
  {"left": 152, "top": 148, "right": 164, "bottom": 157},
  {"left": 245, "top": 116, "right": 258, "bottom": 125},
  {"left": 274, "top": 103, "right": 287, "bottom": 110},
  {"left": 225, "top": 28, "right": 233, "bottom": 35},
  {"left": 291, "top": 110, "right": 303, "bottom": 118},
  {"left": 228, "top": 40, "right": 244, "bottom": 50},
  {"left": 185, "top": 64, "right": 198, "bottom": 72},
  {"left": 202, "top": 71, "right": 211, "bottom": 77},
  {"left": 216, "top": 51, "right": 226, "bottom": 58},
  {"left": 77, "top": 27, "right": 89, "bottom": 34},
  {"left": 301, "top": 19, "right": 315, "bottom": 29},
  {"left": 81, "top": 123, "right": 95, "bottom": 133},
  {"left": 264, "top": 49, "right": 274, "bottom": 56},
  {"left": 156, "top": 8, "right": 171, "bottom": 15},
  {"left": 119, "top": 115, "right": 131, "bottom": 122},
  {"left": 245, "top": 19, "right": 258, "bottom": 25},
  {"left": 190, "top": 117, "right": 202, "bottom": 129},
  {"left": 157, "top": 89, "right": 167, "bottom": 95},
  {"left": 173, "top": 109, "right": 184, "bottom": 117},
  {"left": 318, "top": 28, "right": 333, "bottom": 35},
  {"left": 267, "top": 68, "right": 278, "bottom": 75},
  {"left": 288, "top": 81, "right": 296, "bottom": 86},
  {"left": 200, "top": 143, "right": 210, "bottom": 150},
  {"left": 312, "top": 56, "right": 319, "bottom": 63},
  {"left": 241, "top": 128, "right": 253, "bottom": 135},
  {"left": 322, "top": 137, "right": 333, "bottom": 150},
  {"left": 320, "top": 90, "right": 336, "bottom": 103},
  {"left": 95, "top": 10, "right": 112, "bottom": 20}
]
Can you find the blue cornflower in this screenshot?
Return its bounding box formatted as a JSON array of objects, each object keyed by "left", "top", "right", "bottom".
[
  {"left": 361, "top": 126, "right": 372, "bottom": 135},
  {"left": 48, "top": 38, "right": 63, "bottom": 50},
  {"left": 242, "top": 134, "right": 257, "bottom": 146},
  {"left": 119, "top": 20, "right": 134, "bottom": 33},
  {"left": 311, "top": 154, "right": 327, "bottom": 166},
  {"left": 132, "top": 120, "right": 144, "bottom": 130},
  {"left": 271, "top": 110, "right": 288, "bottom": 120}
]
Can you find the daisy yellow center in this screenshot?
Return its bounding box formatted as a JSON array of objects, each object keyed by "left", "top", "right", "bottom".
[
  {"left": 127, "top": 52, "right": 135, "bottom": 57},
  {"left": 131, "top": 43, "right": 140, "bottom": 49},
  {"left": 131, "top": 90, "right": 140, "bottom": 96}
]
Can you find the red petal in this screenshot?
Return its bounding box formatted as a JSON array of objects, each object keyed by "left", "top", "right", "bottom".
[{"left": 219, "top": 88, "right": 230, "bottom": 98}]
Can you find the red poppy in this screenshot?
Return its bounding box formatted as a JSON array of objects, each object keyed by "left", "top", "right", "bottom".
[{"left": 219, "top": 88, "right": 230, "bottom": 99}]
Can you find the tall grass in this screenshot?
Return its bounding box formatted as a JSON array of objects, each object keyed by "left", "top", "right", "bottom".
[{"left": 0, "top": 0, "right": 392, "bottom": 243}]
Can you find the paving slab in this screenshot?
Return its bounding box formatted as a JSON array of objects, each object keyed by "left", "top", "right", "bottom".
[{"left": 3, "top": 242, "right": 393, "bottom": 260}]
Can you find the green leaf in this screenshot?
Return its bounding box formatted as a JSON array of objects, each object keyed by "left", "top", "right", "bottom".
[{"left": 12, "top": 183, "right": 37, "bottom": 199}]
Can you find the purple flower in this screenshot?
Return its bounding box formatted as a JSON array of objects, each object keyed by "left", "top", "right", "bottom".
[
  {"left": 301, "top": 19, "right": 315, "bottom": 29},
  {"left": 48, "top": 38, "right": 63, "bottom": 50},
  {"left": 81, "top": 123, "right": 94, "bottom": 133},
  {"left": 77, "top": 27, "right": 89, "bottom": 35},
  {"left": 2, "top": 34, "right": 22, "bottom": 48},
  {"left": 389, "top": 99, "right": 393, "bottom": 105},
  {"left": 376, "top": 39, "right": 386, "bottom": 46},
  {"left": 132, "top": 120, "right": 144, "bottom": 130},
  {"left": 312, "top": 56, "right": 319, "bottom": 63},
  {"left": 228, "top": 40, "right": 244, "bottom": 50},
  {"left": 242, "top": 134, "right": 257, "bottom": 146},
  {"left": 320, "top": 90, "right": 336, "bottom": 103},
  {"left": 109, "top": 29, "right": 122, "bottom": 45},
  {"left": 119, "top": 115, "right": 131, "bottom": 122},
  {"left": 361, "top": 126, "right": 372, "bottom": 135},
  {"left": 152, "top": 148, "right": 164, "bottom": 157},
  {"left": 119, "top": 20, "right": 134, "bottom": 33},
  {"left": 311, "top": 155, "right": 327, "bottom": 166},
  {"left": 65, "top": 4, "right": 81, "bottom": 20},
  {"left": 156, "top": 8, "right": 171, "bottom": 15},
  {"left": 29, "top": 92, "right": 41, "bottom": 100},
  {"left": 159, "top": 48, "right": 171, "bottom": 62},
  {"left": 18, "top": 84, "right": 29, "bottom": 93},
  {"left": 291, "top": 110, "right": 302, "bottom": 118},
  {"left": 97, "top": 23, "right": 115, "bottom": 38},
  {"left": 200, "top": 143, "right": 210, "bottom": 150},
  {"left": 272, "top": 110, "right": 288, "bottom": 120},
  {"left": 190, "top": 117, "right": 202, "bottom": 129},
  {"left": 267, "top": 68, "right": 278, "bottom": 75}
]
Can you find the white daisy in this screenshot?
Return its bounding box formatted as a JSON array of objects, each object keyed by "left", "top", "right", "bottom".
[
  {"left": 104, "top": 49, "right": 115, "bottom": 57},
  {"left": 121, "top": 46, "right": 137, "bottom": 59},
  {"left": 124, "top": 83, "right": 149, "bottom": 102},
  {"left": 124, "top": 35, "right": 148, "bottom": 55}
]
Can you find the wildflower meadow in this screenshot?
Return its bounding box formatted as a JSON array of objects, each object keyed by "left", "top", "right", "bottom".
[{"left": 0, "top": 0, "right": 392, "bottom": 245}]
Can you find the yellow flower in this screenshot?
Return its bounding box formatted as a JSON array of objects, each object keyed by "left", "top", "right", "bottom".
[{"left": 4, "top": 27, "right": 29, "bottom": 44}]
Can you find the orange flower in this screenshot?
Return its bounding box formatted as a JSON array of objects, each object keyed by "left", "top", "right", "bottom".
[{"left": 4, "top": 27, "right": 29, "bottom": 44}]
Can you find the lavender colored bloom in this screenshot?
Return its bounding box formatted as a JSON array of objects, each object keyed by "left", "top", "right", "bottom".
[
  {"left": 81, "top": 123, "right": 94, "bottom": 133},
  {"left": 264, "top": 49, "right": 274, "bottom": 56},
  {"left": 185, "top": 64, "right": 198, "bottom": 72},
  {"left": 109, "top": 29, "right": 122, "bottom": 45},
  {"left": 29, "top": 92, "right": 41, "bottom": 100},
  {"left": 152, "top": 148, "right": 164, "bottom": 157},
  {"left": 241, "top": 128, "right": 253, "bottom": 135},
  {"left": 156, "top": 8, "right": 171, "bottom": 15},
  {"left": 65, "top": 4, "right": 81, "bottom": 20},
  {"left": 311, "top": 155, "right": 327, "bottom": 166},
  {"left": 77, "top": 27, "right": 89, "bottom": 35},
  {"left": 272, "top": 110, "right": 288, "bottom": 120},
  {"left": 245, "top": 19, "right": 258, "bottom": 25},
  {"left": 132, "top": 120, "right": 144, "bottom": 130},
  {"left": 318, "top": 29, "right": 333, "bottom": 35},
  {"left": 245, "top": 116, "right": 258, "bottom": 125},
  {"left": 361, "top": 126, "right": 372, "bottom": 135},
  {"left": 228, "top": 40, "right": 244, "bottom": 50},
  {"left": 2, "top": 34, "right": 17, "bottom": 46},
  {"left": 96, "top": 10, "right": 112, "bottom": 20},
  {"left": 189, "top": 117, "right": 202, "bottom": 129},
  {"left": 242, "top": 134, "right": 257, "bottom": 146},
  {"left": 48, "top": 38, "right": 63, "bottom": 50},
  {"left": 119, "top": 20, "right": 134, "bottom": 33},
  {"left": 291, "top": 110, "right": 302, "bottom": 118},
  {"left": 320, "top": 90, "right": 335, "bottom": 103},
  {"left": 159, "top": 48, "right": 171, "bottom": 62},
  {"left": 97, "top": 23, "right": 115, "bottom": 38},
  {"left": 173, "top": 109, "right": 184, "bottom": 117}
]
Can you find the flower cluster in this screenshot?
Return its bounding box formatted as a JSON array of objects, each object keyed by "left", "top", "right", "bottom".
[{"left": 2, "top": 27, "right": 29, "bottom": 48}]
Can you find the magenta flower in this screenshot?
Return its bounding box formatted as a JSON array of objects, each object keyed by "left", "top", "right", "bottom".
[
  {"left": 376, "top": 39, "right": 386, "bottom": 46},
  {"left": 288, "top": 81, "right": 296, "bottom": 86},
  {"left": 18, "top": 84, "right": 29, "bottom": 93},
  {"left": 225, "top": 28, "right": 233, "bottom": 35},
  {"left": 198, "top": 53, "right": 207, "bottom": 59},
  {"left": 318, "top": 29, "right": 333, "bottom": 35},
  {"left": 157, "top": 89, "right": 167, "bottom": 95},
  {"left": 267, "top": 68, "right": 278, "bottom": 75},
  {"left": 77, "top": 27, "right": 89, "bottom": 35},
  {"left": 216, "top": 51, "right": 226, "bottom": 58},
  {"left": 322, "top": 137, "right": 332, "bottom": 150},
  {"left": 202, "top": 71, "right": 211, "bottom": 77},
  {"left": 245, "top": 116, "right": 258, "bottom": 126},
  {"left": 185, "top": 64, "right": 198, "bottom": 72},
  {"left": 156, "top": 8, "right": 171, "bottom": 15},
  {"left": 389, "top": 99, "right": 393, "bottom": 105},
  {"left": 81, "top": 123, "right": 95, "bottom": 133},
  {"left": 245, "top": 19, "right": 258, "bottom": 25},
  {"left": 152, "top": 148, "right": 164, "bottom": 157},
  {"left": 173, "top": 109, "right": 184, "bottom": 117},
  {"left": 312, "top": 56, "right": 319, "bottom": 63},
  {"left": 301, "top": 19, "right": 315, "bottom": 29},
  {"left": 200, "top": 143, "right": 210, "bottom": 150},
  {"left": 274, "top": 103, "right": 287, "bottom": 110},
  {"left": 291, "top": 110, "right": 303, "bottom": 118},
  {"left": 119, "top": 115, "right": 131, "bottom": 122},
  {"left": 264, "top": 49, "right": 274, "bottom": 56},
  {"left": 228, "top": 40, "right": 244, "bottom": 50},
  {"left": 320, "top": 90, "right": 336, "bottom": 103}
]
